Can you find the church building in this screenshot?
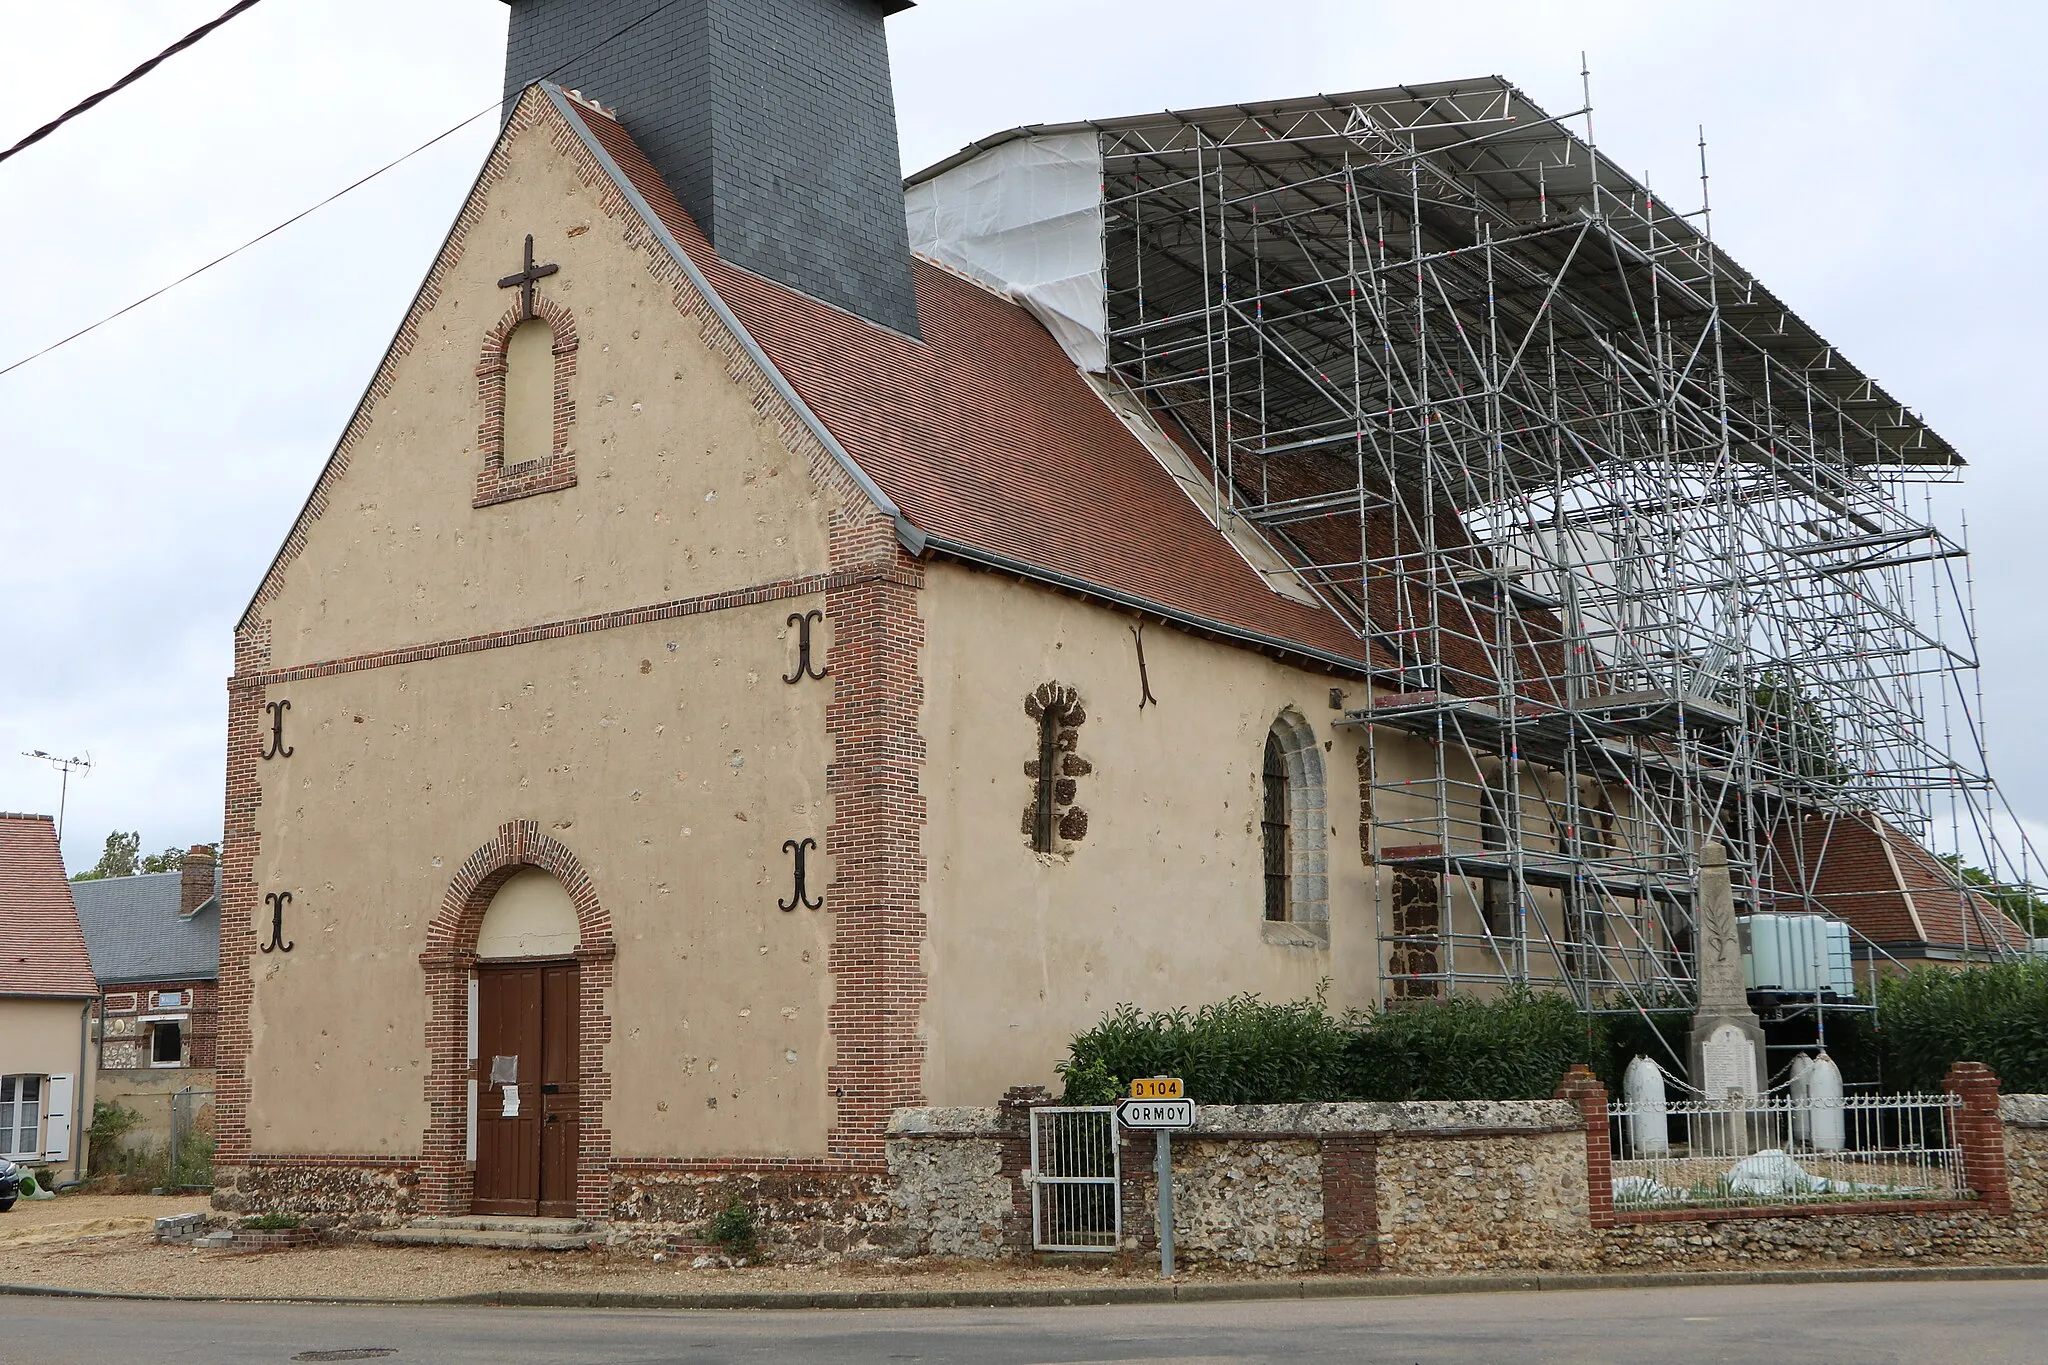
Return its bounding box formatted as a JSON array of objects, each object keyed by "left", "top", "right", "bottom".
[{"left": 217, "top": 0, "right": 2014, "bottom": 1228}]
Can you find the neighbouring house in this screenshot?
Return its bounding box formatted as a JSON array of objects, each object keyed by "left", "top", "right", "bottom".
[
  {"left": 72, "top": 846, "right": 221, "bottom": 1152},
  {"left": 0, "top": 814, "right": 98, "bottom": 1185},
  {"left": 212, "top": 0, "right": 2015, "bottom": 1233},
  {"left": 1772, "top": 812, "right": 2030, "bottom": 966}
]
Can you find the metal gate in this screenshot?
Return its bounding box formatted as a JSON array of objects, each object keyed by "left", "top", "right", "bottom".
[{"left": 1029, "top": 1106, "right": 1120, "bottom": 1251}]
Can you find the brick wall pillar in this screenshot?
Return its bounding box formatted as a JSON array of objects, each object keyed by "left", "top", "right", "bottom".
[
  {"left": 1943, "top": 1060, "right": 2012, "bottom": 1215},
  {"left": 996, "top": 1086, "right": 1052, "bottom": 1254},
  {"left": 1555, "top": 1064, "right": 1614, "bottom": 1230},
  {"left": 1319, "top": 1134, "right": 1380, "bottom": 1272}
]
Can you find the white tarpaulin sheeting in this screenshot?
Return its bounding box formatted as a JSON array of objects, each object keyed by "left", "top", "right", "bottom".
[{"left": 906, "top": 132, "right": 1107, "bottom": 371}]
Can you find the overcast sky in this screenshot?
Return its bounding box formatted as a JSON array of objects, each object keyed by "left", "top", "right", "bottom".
[{"left": 2, "top": 0, "right": 2043, "bottom": 875}]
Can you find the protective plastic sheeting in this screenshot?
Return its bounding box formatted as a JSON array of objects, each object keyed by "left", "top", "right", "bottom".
[{"left": 906, "top": 132, "right": 1107, "bottom": 371}]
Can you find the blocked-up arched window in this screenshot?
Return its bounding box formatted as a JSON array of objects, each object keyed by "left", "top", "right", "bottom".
[{"left": 1262, "top": 710, "right": 1327, "bottom": 926}]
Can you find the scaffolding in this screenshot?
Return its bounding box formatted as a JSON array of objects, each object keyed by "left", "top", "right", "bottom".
[{"left": 1092, "top": 77, "right": 2036, "bottom": 1008}]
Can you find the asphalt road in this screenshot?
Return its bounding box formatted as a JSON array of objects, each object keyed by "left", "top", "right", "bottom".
[{"left": 7, "top": 1280, "right": 2046, "bottom": 1364}]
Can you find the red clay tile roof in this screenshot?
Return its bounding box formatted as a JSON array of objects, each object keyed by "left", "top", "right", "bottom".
[
  {"left": 1769, "top": 811, "right": 2028, "bottom": 956},
  {"left": 0, "top": 814, "right": 98, "bottom": 998},
  {"left": 568, "top": 100, "right": 1381, "bottom": 675}
]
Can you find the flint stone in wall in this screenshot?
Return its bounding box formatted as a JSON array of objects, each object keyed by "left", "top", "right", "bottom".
[
  {"left": 1165, "top": 1137, "right": 1323, "bottom": 1272},
  {"left": 1189, "top": 1100, "right": 1580, "bottom": 1136},
  {"left": 2000, "top": 1094, "right": 2048, "bottom": 1128},
  {"left": 886, "top": 1136, "right": 1010, "bottom": 1259},
  {"left": 886, "top": 1107, "right": 1006, "bottom": 1136}
]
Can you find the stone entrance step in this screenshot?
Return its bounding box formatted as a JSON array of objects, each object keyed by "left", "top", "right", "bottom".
[{"left": 369, "top": 1215, "right": 600, "bottom": 1251}]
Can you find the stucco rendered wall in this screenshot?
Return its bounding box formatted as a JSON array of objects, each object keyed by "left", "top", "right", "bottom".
[
  {"left": 0, "top": 998, "right": 93, "bottom": 1170},
  {"left": 917, "top": 563, "right": 1392, "bottom": 1103},
  {"left": 254, "top": 114, "right": 839, "bottom": 676},
  {"left": 233, "top": 99, "right": 866, "bottom": 1168},
  {"left": 243, "top": 605, "right": 836, "bottom": 1159}
]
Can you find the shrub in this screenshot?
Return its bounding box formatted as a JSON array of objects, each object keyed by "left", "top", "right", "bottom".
[
  {"left": 241, "top": 1213, "right": 301, "bottom": 1231},
  {"left": 86, "top": 1102, "right": 139, "bottom": 1176},
  {"left": 705, "top": 1199, "right": 760, "bottom": 1261},
  {"left": 1057, "top": 992, "right": 1351, "bottom": 1105},
  {"left": 1057, "top": 987, "right": 1594, "bottom": 1105},
  {"left": 1345, "top": 988, "right": 1592, "bottom": 1101},
  {"left": 1875, "top": 960, "right": 2048, "bottom": 1094}
]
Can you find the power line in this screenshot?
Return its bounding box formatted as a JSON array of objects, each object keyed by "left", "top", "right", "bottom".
[
  {"left": 1, "top": 0, "right": 270, "bottom": 168},
  {"left": 0, "top": 0, "right": 685, "bottom": 383}
]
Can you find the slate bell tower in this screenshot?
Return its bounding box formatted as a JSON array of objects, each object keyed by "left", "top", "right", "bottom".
[{"left": 500, "top": 0, "right": 922, "bottom": 339}]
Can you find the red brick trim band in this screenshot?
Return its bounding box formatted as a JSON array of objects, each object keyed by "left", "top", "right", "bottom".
[
  {"left": 1616, "top": 1199, "right": 1981, "bottom": 1225},
  {"left": 418, "top": 821, "right": 617, "bottom": 1220},
  {"left": 231, "top": 567, "right": 920, "bottom": 692},
  {"left": 1944, "top": 1060, "right": 2012, "bottom": 1215},
  {"left": 1555, "top": 1064, "right": 1615, "bottom": 1230},
  {"left": 608, "top": 1157, "right": 882, "bottom": 1176},
  {"left": 239, "top": 1155, "right": 419, "bottom": 1169},
  {"left": 1320, "top": 1133, "right": 1381, "bottom": 1272}
]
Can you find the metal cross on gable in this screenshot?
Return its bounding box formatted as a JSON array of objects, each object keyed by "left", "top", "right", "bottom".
[{"left": 497, "top": 233, "right": 559, "bottom": 320}]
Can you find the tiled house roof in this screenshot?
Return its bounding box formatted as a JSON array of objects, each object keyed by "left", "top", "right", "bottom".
[
  {"left": 0, "top": 814, "right": 99, "bottom": 998},
  {"left": 562, "top": 97, "right": 1388, "bottom": 679},
  {"left": 71, "top": 868, "right": 221, "bottom": 986},
  {"left": 1770, "top": 811, "right": 2029, "bottom": 957}
]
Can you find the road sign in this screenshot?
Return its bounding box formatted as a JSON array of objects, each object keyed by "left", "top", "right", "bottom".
[
  {"left": 1129, "top": 1076, "right": 1183, "bottom": 1099},
  {"left": 1116, "top": 1097, "right": 1195, "bottom": 1129}
]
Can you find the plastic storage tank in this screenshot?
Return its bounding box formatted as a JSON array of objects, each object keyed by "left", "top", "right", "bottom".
[{"left": 1740, "top": 914, "right": 1841, "bottom": 995}]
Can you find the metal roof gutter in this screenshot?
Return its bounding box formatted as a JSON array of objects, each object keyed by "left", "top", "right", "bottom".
[{"left": 550, "top": 84, "right": 927, "bottom": 558}]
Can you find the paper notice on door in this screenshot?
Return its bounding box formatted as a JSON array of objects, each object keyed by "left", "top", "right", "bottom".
[
  {"left": 489, "top": 1055, "right": 518, "bottom": 1085},
  {"left": 501, "top": 1084, "right": 521, "bottom": 1118}
]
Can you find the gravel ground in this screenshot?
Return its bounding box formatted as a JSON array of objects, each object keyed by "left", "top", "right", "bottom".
[{"left": 0, "top": 1194, "right": 1163, "bottom": 1301}]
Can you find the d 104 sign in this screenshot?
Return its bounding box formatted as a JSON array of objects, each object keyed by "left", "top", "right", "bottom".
[{"left": 1116, "top": 1097, "right": 1195, "bottom": 1129}]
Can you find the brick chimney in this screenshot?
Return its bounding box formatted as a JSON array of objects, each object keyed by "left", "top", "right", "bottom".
[
  {"left": 500, "top": 0, "right": 922, "bottom": 339},
  {"left": 179, "top": 846, "right": 217, "bottom": 919}
]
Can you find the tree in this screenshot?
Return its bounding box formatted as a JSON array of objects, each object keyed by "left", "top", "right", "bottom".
[
  {"left": 1937, "top": 855, "right": 2048, "bottom": 937},
  {"left": 71, "top": 831, "right": 188, "bottom": 881}
]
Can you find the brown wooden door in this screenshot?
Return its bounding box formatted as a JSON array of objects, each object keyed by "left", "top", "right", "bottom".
[{"left": 473, "top": 962, "right": 579, "bottom": 1217}]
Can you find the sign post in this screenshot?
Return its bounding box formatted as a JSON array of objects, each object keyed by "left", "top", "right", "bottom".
[{"left": 1117, "top": 1078, "right": 1192, "bottom": 1279}]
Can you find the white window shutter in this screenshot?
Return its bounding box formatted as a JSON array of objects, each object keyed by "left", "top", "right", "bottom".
[{"left": 43, "top": 1074, "right": 73, "bottom": 1163}]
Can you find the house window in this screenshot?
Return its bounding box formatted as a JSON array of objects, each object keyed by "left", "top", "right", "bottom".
[
  {"left": 151, "top": 1021, "right": 184, "bottom": 1067},
  {"left": 0, "top": 1077, "right": 40, "bottom": 1160},
  {"left": 1480, "top": 767, "right": 1511, "bottom": 937},
  {"left": 150, "top": 990, "right": 186, "bottom": 1011},
  {"left": 1263, "top": 733, "right": 1291, "bottom": 920},
  {"left": 1262, "top": 710, "right": 1329, "bottom": 927}
]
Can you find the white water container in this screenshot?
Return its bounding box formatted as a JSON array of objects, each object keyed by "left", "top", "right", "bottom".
[
  {"left": 1809, "top": 1052, "right": 1846, "bottom": 1152},
  {"left": 1788, "top": 1053, "right": 1815, "bottom": 1144},
  {"left": 1826, "top": 921, "right": 1857, "bottom": 997},
  {"left": 1623, "top": 1055, "right": 1670, "bottom": 1157}
]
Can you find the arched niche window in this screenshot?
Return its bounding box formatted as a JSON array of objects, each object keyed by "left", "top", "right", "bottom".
[
  {"left": 1261, "top": 710, "right": 1327, "bottom": 929},
  {"left": 503, "top": 320, "right": 556, "bottom": 468},
  {"left": 475, "top": 295, "right": 579, "bottom": 509},
  {"left": 1023, "top": 683, "right": 1090, "bottom": 854}
]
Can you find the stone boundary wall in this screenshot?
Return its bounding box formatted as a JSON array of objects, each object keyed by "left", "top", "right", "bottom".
[{"left": 883, "top": 1071, "right": 2048, "bottom": 1275}]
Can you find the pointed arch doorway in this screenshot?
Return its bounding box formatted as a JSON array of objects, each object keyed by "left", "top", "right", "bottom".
[{"left": 472, "top": 869, "right": 581, "bottom": 1217}]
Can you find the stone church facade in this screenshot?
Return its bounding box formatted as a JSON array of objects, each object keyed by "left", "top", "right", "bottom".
[{"left": 214, "top": 3, "right": 1430, "bottom": 1225}]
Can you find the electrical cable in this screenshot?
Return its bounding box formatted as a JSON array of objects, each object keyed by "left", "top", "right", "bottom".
[
  {"left": 0, "top": 0, "right": 682, "bottom": 382},
  {"left": 0, "top": 0, "right": 269, "bottom": 168}
]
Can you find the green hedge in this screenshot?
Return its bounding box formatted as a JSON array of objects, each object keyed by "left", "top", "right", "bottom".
[
  {"left": 1058, "top": 989, "right": 1596, "bottom": 1105},
  {"left": 1874, "top": 960, "right": 2048, "bottom": 1094},
  {"left": 1056, "top": 962, "right": 2048, "bottom": 1107}
]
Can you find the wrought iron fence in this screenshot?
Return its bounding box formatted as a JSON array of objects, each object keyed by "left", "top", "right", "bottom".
[
  {"left": 1029, "top": 1106, "right": 1120, "bottom": 1251},
  {"left": 1608, "top": 1090, "right": 1965, "bottom": 1211}
]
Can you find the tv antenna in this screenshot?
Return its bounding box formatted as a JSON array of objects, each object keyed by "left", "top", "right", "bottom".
[{"left": 21, "top": 751, "right": 91, "bottom": 844}]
